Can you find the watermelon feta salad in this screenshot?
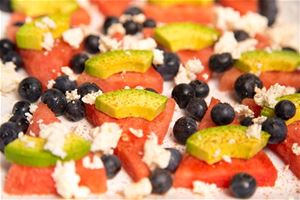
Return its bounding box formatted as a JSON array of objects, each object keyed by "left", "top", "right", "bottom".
[{"left": 0, "top": 0, "right": 300, "bottom": 199}]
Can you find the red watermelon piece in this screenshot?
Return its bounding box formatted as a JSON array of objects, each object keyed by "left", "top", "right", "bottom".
[
  {"left": 90, "top": 0, "right": 131, "bottom": 16},
  {"left": 198, "top": 97, "right": 220, "bottom": 129},
  {"left": 173, "top": 151, "right": 277, "bottom": 188},
  {"left": 26, "top": 103, "right": 60, "bottom": 136},
  {"left": 71, "top": 8, "right": 91, "bottom": 26},
  {"left": 219, "top": 67, "right": 244, "bottom": 91},
  {"left": 269, "top": 121, "right": 300, "bottom": 179},
  {"left": 219, "top": 0, "right": 257, "bottom": 15},
  {"left": 241, "top": 98, "right": 262, "bottom": 117},
  {"left": 255, "top": 33, "right": 271, "bottom": 49},
  {"left": 85, "top": 99, "right": 176, "bottom": 181},
  {"left": 77, "top": 67, "right": 164, "bottom": 93},
  {"left": 260, "top": 71, "right": 300, "bottom": 89},
  {"left": 6, "top": 12, "right": 26, "bottom": 42}
]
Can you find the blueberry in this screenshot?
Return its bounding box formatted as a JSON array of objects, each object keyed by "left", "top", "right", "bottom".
[
  {"left": 3, "top": 51, "right": 24, "bottom": 69},
  {"left": 64, "top": 100, "right": 85, "bottom": 122},
  {"left": 229, "top": 173, "right": 257, "bottom": 199},
  {"left": 209, "top": 53, "right": 234, "bottom": 73},
  {"left": 143, "top": 19, "right": 156, "bottom": 28},
  {"left": 149, "top": 168, "right": 173, "bottom": 194},
  {"left": 70, "top": 53, "right": 89, "bottom": 74},
  {"left": 186, "top": 97, "right": 208, "bottom": 121},
  {"left": 18, "top": 77, "right": 42, "bottom": 102},
  {"left": 145, "top": 88, "right": 158, "bottom": 93},
  {"left": 274, "top": 100, "right": 296, "bottom": 120},
  {"left": 53, "top": 75, "right": 77, "bottom": 94},
  {"left": 0, "top": 122, "right": 19, "bottom": 152},
  {"left": 101, "top": 154, "right": 122, "bottom": 179},
  {"left": 262, "top": 117, "right": 287, "bottom": 144},
  {"left": 233, "top": 30, "right": 250, "bottom": 42},
  {"left": 12, "top": 100, "right": 31, "bottom": 116},
  {"left": 41, "top": 89, "right": 67, "bottom": 116},
  {"left": 165, "top": 148, "right": 182, "bottom": 173},
  {"left": 103, "top": 16, "right": 119, "bottom": 33},
  {"left": 0, "top": 0, "right": 12, "bottom": 13},
  {"left": 240, "top": 117, "right": 254, "bottom": 127},
  {"left": 13, "top": 21, "right": 24, "bottom": 27},
  {"left": 9, "top": 115, "right": 29, "bottom": 133},
  {"left": 123, "top": 20, "right": 142, "bottom": 35},
  {"left": 77, "top": 82, "right": 100, "bottom": 98},
  {"left": 173, "top": 117, "right": 197, "bottom": 144},
  {"left": 282, "top": 46, "right": 298, "bottom": 52},
  {"left": 258, "top": 0, "right": 278, "bottom": 26},
  {"left": 0, "top": 39, "right": 15, "bottom": 58},
  {"left": 171, "top": 83, "right": 195, "bottom": 109},
  {"left": 154, "top": 52, "right": 180, "bottom": 81},
  {"left": 234, "top": 73, "right": 263, "bottom": 100},
  {"left": 211, "top": 103, "right": 235, "bottom": 125},
  {"left": 189, "top": 80, "right": 209, "bottom": 98},
  {"left": 124, "top": 6, "right": 143, "bottom": 15},
  {"left": 84, "top": 35, "right": 100, "bottom": 54}
]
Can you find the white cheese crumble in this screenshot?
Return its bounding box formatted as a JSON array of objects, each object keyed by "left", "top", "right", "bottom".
[
  {"left": 122, "top": 36, "right": 157, "bottom": 50},
  {"left": 135, "top": 85, "right": 144, "bottom": 90},
  {"left": 267, "top": 22, "right": 297, "bottom": 49},
  {"left": 185, "top": 58, "right": 204, "bottom": 74},
  {"left": 119, "top": 13, "right": 146, "bottom": 24},
  {"left": 222, "top": 155, "right": 232, "bottom": 163},
  {"left": 292, "top": 143, "right": 300, "bottom": 156},
  {"left": 99, "top": 35, "right": 121, "bottom": 52},
  {"left": 192, "top": 181, "right": 219, "bottom": 195},
  {"left": 29, "top": 104, "right": 38, "bottom": 114},
  {"left": 19, "top": 133, "right": 35, "bottom": 148},
  {"left": 62, "top": 28, "right": 84, "bottom": 49},
  {"left": 107, "top": 23, "right": 126, "bottom": 36},
  {"left": 39, "top": 122, "right": 70, "bottom": 158},
  {"left": 123, "top": 178, "right": 152, "bottom": 198},
  {"left": 41, "top": 16, "right": 56, "bottom": 29},
  {"left": 129, "top": 128, "right": 143, "bottom": 138},
  {"left": 24, "top": 112, "right": 33, "bottom": 122},
  {"left": 73, "top": 124, "right": 92, "bottom": 141},
  {"left": 82, "top": 90, "right": 103, "bottom": 105},
  {"left": 246, "top": 116, "right": 267, "bottom": 139},
  {"left": 0, "top": 61, "right": 22, "bottom": 94},
  {"left": 152, "top": 49, "right": 164, "bottom": 65},
  {"left": 174, "top": 64, "right": 196, "bottom": 85},
  {"left": 47, "top": 79, "right": 56, "bottom": 89},
  {"left": 254, "top": 84, "right": 296, "bottom": 108},
  {"left": 233, "top": 104, "right": 254, "bottom": 117},
  {"left": 142, "top": 133, "right": 171, "bottom": 170},
  {"left": 52, "top": 161, "right": 90, "bottom": 199},
  {"left": 236, "top": 12, "right": 268, "bottom": 37},
  {"left": 213, "top": 148, "right": 221, "bottom": 158},
  {"left": 41, "top": 32, "right": 54, "bottom": 51},
  {"left": 215, "top": 6, "right": 241, "bottom": 31},
  {"left": 61, "top": 66, "right": 78, "bottom": 81},
  {"left": 91, "top": 122, "right": 123, "bottom": 154},
  {"left": 65, "top": 89, "right": 80, "bottom": 102},
  {"left": 82, "top": 155, "right": 104, "bottom": 169}
]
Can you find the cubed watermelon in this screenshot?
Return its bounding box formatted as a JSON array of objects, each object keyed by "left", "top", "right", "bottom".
[
  {"left": 260, "top": 71, "right": 300, "bottom": 89},
  {"left": 219, "top": 67, "right": 243, "bottom": 91},
  {"left": 241, "top": 98, "right": 262, "bottom": 117},
  {"left": 70, "top": 8, "right": 91, "bottom": 26},
  {"left": 219, "top": 0, "right": 257, "bottom": 15},
  {"left": 6, "top": 12, "right": 26, "bottom": 42},
  {"left": 90, "top": 0, "right": 131, "bottom": 16}
]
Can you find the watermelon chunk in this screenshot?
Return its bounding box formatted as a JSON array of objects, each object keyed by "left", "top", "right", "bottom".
[
  {"left": 71, "top": 8, "right": 91, "bottom": 26},
  {"left": 85, "top": 99, "right": 176, "bottom": 181},
  {"left": 260, "top": 71, "right": 300, "bottom": 89},
  {"left": 219, "top": 67, "right": 244, "bottom": 91},
  {"left": 219, "top": 0, "right": 257, "bottom": 15},
  {"left": 90, "top": 0, "right": 131, "bottom": 16},
  {"left": 26, "top": 103, "right": 60, "bottom": 136},
  {"left": 77, "top": 67, "right": 164, "bottom": 93},
  {"left": 255, "top": 33, "right": 271, "bottom": 49},
  {"left": 173, "top": 151, "right": 277, "bottom": 188},
  {"left": 241, "top": 98, "right": 262, "bottom": 117},
  {"left": 269, "top": 121, "right": 300, "bottom": 179},
  {"left": 6, "top": 12, "right": 26, "bottom": 42}
]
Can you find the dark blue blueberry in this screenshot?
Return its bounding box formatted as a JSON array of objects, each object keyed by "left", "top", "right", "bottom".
[
  {"left": 240, "top": 117, "right": 254, "bottom": 127},
  {"left": 70, "top": 53, "right": 89, "bottom": 74},
  {"left": 0, "top": 122, "right": 19, "bottom": 152},
  {"left": 103, "top": 16, "right": 119, "bottom": 33},
  {"left": 230, "top": 173, "right": 257, "bottom": 199},
  {"left": 143, "top": 19, "right": 156, "bottom": 28},
  {"left": 0, "top": 0, "right": 12, "bottom": 13},
  {"left": 18, "top": 77, "right": 42, "bottom": 102},
  {"left": 13, "top": 21, "right": 24, "bottom": 27},
  {"left": 77, "top": 82, "right": 100, "bottom": 98},
  {"left": 165, "top": 148, "right": 182, "bottom": 173},
  {"left": 12, "top": 100, "right": 31, "bottom": 116},
  {"left": 186, "top": 97, "right": 207, "bottom": 121},
  {"left": 53, "top": 75, "right": 77, "bottom": 94},
  {"left": 262, "top": 117, "right": 287, "bottom": 144},
  {"left": 0, "top": 39, "right": 15, "bottom": 58},
  {"left": 84, "top": 35, "right": 100, "bottom": 54},
  {"left": 189, "top": 80, "right": 209, "bottom": 98},
  {"left": 154, "top": 52, "right": 180, "bottom": 81},
  {"left": 171, "top": 83, "right": 195, "bottom": 109},
  {"left": 41, "top": 89, "right": 67, "bottom": 116},
  {"left": 64, "top": 100, "right": 85, "bottom": 122},
  {"left": 149, "top": 168, "right": 173, "bottom": 194},
  {"left": 123, "top": 20, "right": 142, "bottom": 35},
  {"left": 234, "top": 73, "right": 263, "bottom": 100},
  {"left": 145, "top": 88, "right": 158, "bottom": 93},
  {"left": 211, "top": 103, "right": 235, "bottom": 125},
  {"left": 233, "top": 30, "right": 250, "bottom": 42},
  {"left": 2, "top": 51, "right": 24, "bottom": 69},
  {"left": 9, "top": 115, "right": 29, "bottom": 133},
  {"left": 259, "top": 0, "right": 278, "bottom": 26},
  {"left": 275, "top": 100, "right": 296, "bottom": 120},
  {"left": 101, "top": 154, "right": 122, "bottom": 179},
  {"left": 282, "top": 46, "right": 297, "bottom": 52},
  {"left": 173, "top": 116, "right": 197, "bottom": 145},
  {"left": 209, "top": 53, "right": 234, "bottom": 73},
  {"left": 123, "top": 6, "right": 143, "bottom": 15}
]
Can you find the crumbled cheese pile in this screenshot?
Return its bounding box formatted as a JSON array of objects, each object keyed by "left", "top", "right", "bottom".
[
  {"left": 174, "top": 58, "right": 204, "bottom": 85},
  {"left": 123, "top": 178, "right": 152, "bottom": 199},
  {"left": 292, "top": 143, "right": 300, "bottom": 156},
  {"left": 65, "top": 89, "right": 80, "bottom": 102},
  {"left": 61, "top": 66, "right": 78, "bottom": 81},
  {"left": 233, "top": 104, "right": 254, "bottom": 118},
  {"left": 107, "top": 23, "right": 126, "bottom": 36},
  {"left": 152, "top": 49, "right": 164, "bottom": 65},
  {"left": 62, "top": 28, "right": 84, "bottom": 49},
  {"left": 142, "top": 133, "right": 171, "bottom": 170},
  {"left": 35, "top": 16, "right": 56, "bottom": 29},
  {"left": 82, "top": 90, "right": 103, "bottom": 105},
  {"left": 129, "top": 128, "right": 144, "bottom": 138},
  {"left": 41, "top": 32, "right": 55, "bottom": 51},
  {"left": 222, "top": 155, "right": 232, "bottom": 163},
  {"left": 122, "top": 36, "right": 157, "bottom": 50},
  {"left": 192, "top": 181, "right": 219, "bottom": 196},
  {"left": 29, "top": 104, "right": 38, "bottom": 113},
  {"left": 91, "top": 122, "right": 123, "bottom": 154},
  {"left": 52, "top": 161, "right": 90, "bottom": 199},
  {"left": 82, "top": 155, "right": 104, "bottom": 169},
  {"left": 0, "top": 61, "right": 22, "bottom": 94},
  {"left": 99, "top": 35, "right": 121, "bottom": 52},
  {"left": 73, "top": 124, "right": 92, "bottom": 141},
  {"left": 246, "top": 116, "right": 267, "bottom": 139},
  {"left": 254, "top": 84, "right": 296, "bottom": 108},
  {"left": 267, "top": 22, "right": 297, "bottom": 49}
]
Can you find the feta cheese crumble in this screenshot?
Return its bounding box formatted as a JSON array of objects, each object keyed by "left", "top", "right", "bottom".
[
  {"left": 222, "top": 155, "right": 232, "bottom": 163},
  {"left": 47, "top": 79, "right": 56, "bottom": 89},
  {"left": 91, "top": 122, "right": 123, "bottom": 154},
  {"left": 52, "top": 161, "right": 90, "bottom": 199},
  {"left": 99, "top": 35, "right": 121, "bottom": 52},
  {"left": 246, "top": 116, "right": 267, "bottom": 139},
  {"left": 292, "top": 143, "right": 300, "bottom": 156},
  {"left": 152, "top": 49, "right": 164, "bottom": 65},
  {"left": 122, "top": 36, "right": 157, "bottom": 50},
  {"left": 123, "top": 178, "right": 152, "bottom": 198},
  {"left": 215, "top": 6, "right": 241, "bottom": 31},
  {"left": 233, "top": 104, "right": 254, "bottom": 117},
  {"left": 129, "top": 128, "right": 143, "bottom": 138},
  {"left": 107, "top": 23, "right": 125, "bottom": 36},
  {"left": 65, "top": 89, "right": 80, "bottom": 102},
  {"left": 185, "top": 58, "right": 204, "bottom": 74},
  {"left": 61, "top": 66, "right": 78, "bottom": 81},
  {"left": 41, "top": 32, "right": 54, "bottom": 51},
  {"left": 62, "top": 28, "right": 84, "bottom": 49},
  {"left": 24, "top": 112, "right": 33, "bottom": 122},
  {"left": 0, "top": 61, "right": 22, "bottom": 94},
  {"left": 82, "top": 155, "right": 104, "bottom": 169},
  {"left": 73, "top": 124, "right": 92, "bottom": 141},
  {"left": 213, "top": 148, "right": 221, "bottom": 158},
  {"left": 193, "top": 181, "right": 219, "bottom": 196},
  {"left": 142, "top": 133, "right": 171, "bottom": 170},
  {"left": 81, "top": 90, "right": 103, "bottom": 105},
  {"left": 174, "top": 64, "right": 197, "bottom": 85}
]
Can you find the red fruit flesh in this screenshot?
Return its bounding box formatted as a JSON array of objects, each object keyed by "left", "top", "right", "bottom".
[
  {"left": 198, "top": 97, "right": 221, "bottom": 129},
  {"left": 241, "top": 98, "right": 262, "bottom": 117},
  {"left": 260, "top": 71, "right": 300, "bottom": 89},
  {"left": 90, "top": 0, "right": 131, "bottom": 16},
  {"left": 71, "top": 8, "right": 91, "bottom": 26},
  {"left": 219, "top": 0, "right": 257, "bottom": 15},
  {"left": 219, "top": 67, "right": 244, "bottom": 91},
  {"left": 6, "top": 12, "right": 26, "bottom": 42}
]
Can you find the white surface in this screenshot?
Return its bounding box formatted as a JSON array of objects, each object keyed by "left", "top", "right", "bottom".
[{"left": 1, "top": 1, "right": 300, "bottom": 199}]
